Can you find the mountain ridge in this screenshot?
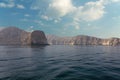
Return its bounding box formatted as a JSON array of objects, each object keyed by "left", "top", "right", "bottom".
[
  {"left": 46, "top": 34, "right": 120, "bottom": 46},
  {"left": 0, "top": 27, "right": 120, "bottom": 46},
  {"left": 0, "top": 27, "right": 48, "bottom": 45}
]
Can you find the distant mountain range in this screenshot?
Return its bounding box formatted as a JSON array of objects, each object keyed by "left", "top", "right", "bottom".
[
  {"left": 0, "top": 27, "right": 120, "bottom": 46},
  {"left": 46, "top": 35, "right": 120, "bottom": 46}
]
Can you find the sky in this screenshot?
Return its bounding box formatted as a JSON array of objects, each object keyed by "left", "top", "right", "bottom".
[{"left": 0, "top": 0, "right": 120, "bottom": 38}]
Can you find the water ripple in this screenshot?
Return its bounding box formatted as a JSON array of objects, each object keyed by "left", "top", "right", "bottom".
[{"left": 0, "top": 45, "right": 120, "bottom": 80}]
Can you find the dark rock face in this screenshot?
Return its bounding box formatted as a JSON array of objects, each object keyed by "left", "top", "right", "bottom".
[
  {"left": 47, "top": 35, "right": 120, "bottom": 46},
  {"left": 0, "top": 27, "right": 48, "bottom": 45},
  {"left": 31, "top": 30, "right": 48, "bottom": 45}
]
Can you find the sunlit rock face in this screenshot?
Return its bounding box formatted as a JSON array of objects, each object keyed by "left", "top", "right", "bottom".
[
  {"left": 73, "top": 35, "right": 102, "bottom": 45},
  {"left": 46, "top": 35, "right": 74, "bottom": 45},
  {"left": 47, "top": 35, "right": 120, "bottom": 46},
  {"left": 0, "top": 27, "right": 48, "bottom": 45},
  {"left": 101, "top": 38, "right": 120, "bottom": 46}
]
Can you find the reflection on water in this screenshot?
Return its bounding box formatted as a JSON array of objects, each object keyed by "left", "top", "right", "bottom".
[{"left": 0, "top": 45, "right": 120, "bottom": 80}]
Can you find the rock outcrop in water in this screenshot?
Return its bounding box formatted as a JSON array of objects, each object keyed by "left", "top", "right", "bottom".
[
  {"left": 31, "top": 30, "right": 48, "bottom": 45},
  {"left": 46, "top": 35, "right": 120, "bottom": 46},
  {"left": 0, "top": 27, "right": 48, "bottom": 45}
]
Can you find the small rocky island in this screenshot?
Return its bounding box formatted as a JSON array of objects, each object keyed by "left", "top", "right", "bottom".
[{"left": 0, "top": 27, "right": 48, "bottom": 45}]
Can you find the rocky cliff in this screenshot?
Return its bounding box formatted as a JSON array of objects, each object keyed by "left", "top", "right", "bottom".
[
  {"left": 0, "top": 27, "right": 48, "bottom": 45},
  {"left": 46, "top": 35, "right": 120, "bottom": 46},
  {"left": 0, "top": 27, "right": 120, "bottom": 46},
  {"left": 31, "top": 30, "right": 48, "bottom": 45}
]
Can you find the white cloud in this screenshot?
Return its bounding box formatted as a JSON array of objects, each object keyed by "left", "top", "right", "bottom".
[
  {"left": 24, "top": 14, "right": 30, "bottom": 17},
  {"left": 16, "top": 4, "right": 25, "bottom": 9},
  {"left": 54, "top": 18, "right": 61, "bottom": 23},
  {"left": 30, "top": 26, "right": 33, "bottom": 28},
  {"left": 74, "top": 0, "right": 105, "bottom": 22},
  {"left": 20, "top": 18, "right": 28, "bottom": 22},
  {"left": 0, "top": 1, "right": 15, "bottom": 8},
  {"left": 31, "top": 0, "right": 49, "bottom": 10},
  {"left": 42, "top": 0, "right": 107, "bottom": 22},
  {"left": 41, "top": 15, "right": 49, "bottom": 20},
  {"left": 27, "top": 26, "right": 34, "bottom": 32},
  {"left": 46, "top": 0, "right": 76, "bottom": 18},
  {"left": 0, "top": 0, "right": 26, "bottom": 9},
  {"left": 111, "top": 0, "right": 120, "bottom": 2},
  {"left": 31, "top": 6, "right": 38, "bottom": 10},
  {"left": 87, "top": 24, "right": 91, "bottom": 26},
  {"left": 112, "top": 16, "right": 120, "bottom": 20},
  {"left": 75, "top": 26, "right": 80, "bottom": 30},
  {"left": 54, "top": 20, "right": 58, "bottom": 23},
  {"left": 32, "top": 0, "right": 120, "bottom": 29},
  {"left": 0, "top": 3, "right": 7, "bottom": 8},
  {"left": 34, "top": 20, "right": 44, "bottom": 26}
]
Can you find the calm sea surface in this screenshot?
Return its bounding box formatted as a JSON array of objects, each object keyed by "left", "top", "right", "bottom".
[{"left": 0, "top": 45, "right": 120, "bottom": 80}]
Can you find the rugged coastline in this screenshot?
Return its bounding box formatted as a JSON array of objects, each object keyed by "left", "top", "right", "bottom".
[{"left": 0, "top": 27, "right": 120, "bottom": 46}]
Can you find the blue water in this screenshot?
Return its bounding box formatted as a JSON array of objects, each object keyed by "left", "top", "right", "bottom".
[{"left": 0, "top": 45, "right": 120, "bottom": 80}]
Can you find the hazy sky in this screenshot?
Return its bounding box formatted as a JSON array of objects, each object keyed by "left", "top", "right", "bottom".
[{"left": 0, "top": 0, "right": 120, "bottom": 38}]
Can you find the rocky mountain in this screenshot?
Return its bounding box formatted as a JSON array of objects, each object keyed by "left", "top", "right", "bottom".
[
  {"left": 31, "top": 30, "right": 48, "bottom": 45},
  {"left": 46, "top": 35, "right": 120, "bottom": 46},
  {"left": 0, "top": 27, "right": 48, "bottom": 45},
  {"left": 0, "top": 27, "right": 120, "bottom": 46}
]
